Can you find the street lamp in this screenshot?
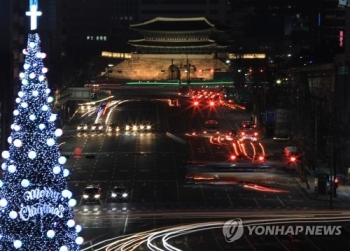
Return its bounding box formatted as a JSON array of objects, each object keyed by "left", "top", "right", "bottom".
[{"left": 107, "top": 64, "right": 114, "bottom": 79}]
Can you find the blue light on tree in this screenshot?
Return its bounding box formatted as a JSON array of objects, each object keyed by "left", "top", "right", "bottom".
[{"left": 0, "top": 32, "right": 83, "bottom": 250}]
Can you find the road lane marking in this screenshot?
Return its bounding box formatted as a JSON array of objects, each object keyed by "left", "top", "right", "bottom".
[
  {"left": 226, "top": 188, "right": 233, "bottom": 207},
  {"left": 244, "top": 235, "right": 257, "bottom": 251},
  {"left": 304, "top": 235, "right": 322, "bottom": 251},
  {"left": 274, "top": 235, "right": 289, "bottom": 250},
  {"left": 277, "top": 196, "right": 285, "bottom": 207},
  {"left": 200, "top": 185, "right": 207, "bottom": 206},
  {"left": 253, "top": 197, "right": 261, "bottom": 208}
]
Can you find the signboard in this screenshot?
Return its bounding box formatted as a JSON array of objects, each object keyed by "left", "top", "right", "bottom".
[
  {"left": 339, "top": 0, "right": 347, "bottom": 6},
  {"left": 275, "top": 109, "right": 288, "bottom": 124},
  {"left": 67, "top": 88, "right": 91, "bottom": 100},
  {"left": 265, "top": 109, "right": 275, "bottom": 123}
]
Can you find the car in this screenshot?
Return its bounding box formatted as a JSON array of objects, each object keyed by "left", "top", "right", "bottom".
[
  {"left": 107, "top": 123, "right": 120, "bottom": 132},
  {"left": 140, "top": 121, "right": 152, "bottom": 131},
  {"left": 77, "top": 123, "right": 88, "bottom": 132},
  {"left": 225, "top": 130, "right": 237, "bottom": 141},
  {"left": 241, "top": 121, "right": 256, "bottom": 129},
  {"left": 239, "top": 128, "right": 258, "bottom": 141},
  {"left": 91, "top": 123, "right": 103, "bottom": 132},
  {"left": 82, "top": 185, "right": 101, "bottom": 204},
  {"left": 178, "top": 86, "right": 192, "bottom": 97},
  {"left": 203, "top": 119, "right": 219, "bottom": 134},
  {"left": 111, "top": 186, "right": 128, "bottom": 201}
]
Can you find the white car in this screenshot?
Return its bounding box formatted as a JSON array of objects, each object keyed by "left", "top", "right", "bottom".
[
  {"left": 239, "top": 128, "right": 258, "bottom": 141},
  {"left": 77, "top": 123, "right": 88, "bottom": 132},
  {"left": 91, "top": 123, "right": 103, "bottom": 132}
]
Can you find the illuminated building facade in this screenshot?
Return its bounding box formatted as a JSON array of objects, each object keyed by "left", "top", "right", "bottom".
[{"left": 108, "top": 17, "right": 230, "bottom": 82}]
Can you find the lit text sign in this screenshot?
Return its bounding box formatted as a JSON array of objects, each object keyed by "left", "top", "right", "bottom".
[{"left": 228, "top": 54, "right": 266, "bottom": 59}]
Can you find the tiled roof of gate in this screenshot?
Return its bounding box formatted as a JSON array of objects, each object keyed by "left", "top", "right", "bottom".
[{"left": 130, "top": 17, "right": 217, "bottom": 31}]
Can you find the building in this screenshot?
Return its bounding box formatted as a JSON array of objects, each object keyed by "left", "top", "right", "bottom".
[
  {"left": 107, "top": 17, "right": 230, "bottom": 82},
  {"left": 0, "top": 0, "right": 28, "bottom": 150}
]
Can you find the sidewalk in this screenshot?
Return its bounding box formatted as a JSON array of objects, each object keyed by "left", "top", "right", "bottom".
[{"left": 295, "top": 168, "right": 350, "bottom": 207}]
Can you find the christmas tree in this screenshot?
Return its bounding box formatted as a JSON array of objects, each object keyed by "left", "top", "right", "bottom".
[{"left": 0, "top": 31, "right": 83, "bottom": 250}]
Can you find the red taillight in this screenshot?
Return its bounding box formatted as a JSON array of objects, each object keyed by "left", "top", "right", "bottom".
[
  {"left": 231, "top": 155, "right": 236, "bottom": 160},
  {"left": 241, "top": 132, "right": 245, "bottom": 135},
  {"left": 290, "top": 156, "right": 296, "bottom": 162},
  {"left": 254, "top": 132, "right": 258, "bottom": 136},
  {"left": 258, "top": 156, "right": 264, "bottom": 161}
]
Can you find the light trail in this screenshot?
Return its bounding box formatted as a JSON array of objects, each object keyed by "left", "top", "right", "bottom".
[
  {"left": 250, "top": 141, "right": 256, "bottom": 160},
  {"left": 82, "top": 215, "right": 350, "bottom": 251},
  {"left": 259, "top": 142, "right": 265, "bottom": 156}
]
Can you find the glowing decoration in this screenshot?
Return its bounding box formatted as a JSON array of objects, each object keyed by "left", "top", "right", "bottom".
[
  {"left": 9, "top": 211, "right": 18, "bottom": 219},
  {"left": 21, "top": 102, "right": 28, "bottom": 108},
  {"left": 0, "top": 30, "right": 82, "bottom": 249},
  {"left": 58, "top": 156, "right": 67, "bottom": 165},
  {"left": 59, "top": 246, "right": 68, "bottom": 251},
  {"left": 0, "top": 198, "right": 8, "bottom": 207},
  {"left": 63, "top": 169, "right": 70, "bottom": 177},
  {"left": 13, "top": 139, "right": 22, "bottom": 147},
  {"left": 53, "top": 166, "right": 61, "bottom": 174},
  {"left": 28, "top": 151, "right": 37, "bottom": 159},
  {"left": 8, "top": 165, "right": 16, "bottom": 173},
  {"left": 47, "top": 230, "right": 55, "bottom": 238},
  {"left": 67, "top": 219, "right": 75, "bottom": 227},
  {"left": 75, "top": 237, "right": 84, "bottom": 245},
  {"left": 21, "top": 179, "right": 30, "bottom": 188},
  {"left": 49, "top": 114, "right": 57, "bottom": 122},
  {"left": 13, "top": 240, "right": 22, "bottom": 249},
  {"left": 68, "top": 199, "right": 77, "bottom": 207},
  {"left": 19, "top": 72, "right": 25, "bottom": 78},
  {"left": 22, "top": 49, "right": 28, "bottom": 55},
  {"left": 26, "top": 2, "right": 42, "bottom": 30},
  {"left": 62, "top": 190, "right": 72, "bottom": 199},
  {"left": 75, "top": 225, "right": 82, "bottom": 233},
  {"left": 55, "top": 129, "right": 63, "bottom": 137},
  {"left": 2, "top": 151, "right": 9, "bottom": 159},
  {"left": 46, "top": 138, "right": 55, "bottom": 146}
]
